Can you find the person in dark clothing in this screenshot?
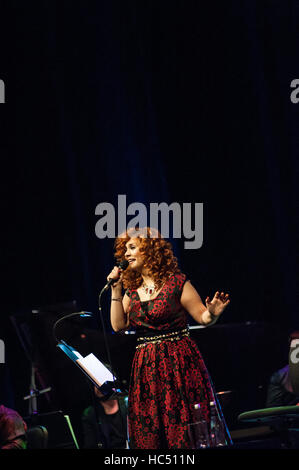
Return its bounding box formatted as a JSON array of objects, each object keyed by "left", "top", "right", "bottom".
[
  {"left": 266, "top": 331, "right": 299, "bottom": 408},
  {"left": 81, "top": 386, "right": 128, "bottom": 449},
  {"left": 266, "top": 365, "right": 299, "bottom": 407},
  {"left": 0, "top": 405, "right": 27, "bottom": 449}
]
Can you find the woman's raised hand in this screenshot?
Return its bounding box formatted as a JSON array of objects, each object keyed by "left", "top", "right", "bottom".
[
  {"left": 107, "top": 266, "right": 123, "bottom": 289},
  {"left": 205, "top": 291, "right": 230, "bottom": 318}
]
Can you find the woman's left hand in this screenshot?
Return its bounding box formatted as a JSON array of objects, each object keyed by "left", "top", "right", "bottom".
[{"left": 205, "top": 291, "right": 230, "bottom": 318}]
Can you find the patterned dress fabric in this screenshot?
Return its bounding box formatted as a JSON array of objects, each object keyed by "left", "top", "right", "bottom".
[{"left": 126, "top": 272, "right": 219, "bottom": 449}]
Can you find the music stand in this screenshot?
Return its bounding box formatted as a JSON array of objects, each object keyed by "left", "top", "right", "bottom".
[
  {"left": 56, "top": 339, "right": 127, "bottom": 401},
  {"left": 10, "top": 300, "right": 79, "bottom": 415}
]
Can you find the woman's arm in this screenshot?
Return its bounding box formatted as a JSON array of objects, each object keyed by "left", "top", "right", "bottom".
[
  {"left": 180, "top": 280, "right": 230, "bottom": 326},
  {"left": 108, "top": 266, "right": 131, "bottom": 332},
  {"left": 110, "top": 286, "right": 130, "bottom": 332}
]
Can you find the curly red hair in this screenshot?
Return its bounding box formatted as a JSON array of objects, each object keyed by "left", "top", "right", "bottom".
[{"left": 114, "top": 227, "right": 181, "bottom": 290}]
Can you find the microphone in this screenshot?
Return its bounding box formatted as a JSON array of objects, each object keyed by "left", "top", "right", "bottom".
[{"left": 102, "top": 259, "right": 129, "bottom": 292}]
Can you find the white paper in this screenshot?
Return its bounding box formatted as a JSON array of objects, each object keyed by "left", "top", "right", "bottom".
[
  {"left": 76, "top": 353, "right": 114, "bottom": 386},
  {"left": 72, "top": 350, "right": 84, "bottom": 360}
]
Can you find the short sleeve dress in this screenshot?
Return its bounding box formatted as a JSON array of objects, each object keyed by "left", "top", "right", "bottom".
[{"left": 126, "top": 272, "right": 230, "bottom": 449}]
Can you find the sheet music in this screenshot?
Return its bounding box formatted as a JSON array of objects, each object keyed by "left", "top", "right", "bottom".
[{"left": 76, "top": 353, "right": 114, "bottom": 386}]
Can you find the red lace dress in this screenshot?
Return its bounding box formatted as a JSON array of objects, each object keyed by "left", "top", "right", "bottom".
[{"left": 126, "top": 272, "right": 225, "bottom": 449}]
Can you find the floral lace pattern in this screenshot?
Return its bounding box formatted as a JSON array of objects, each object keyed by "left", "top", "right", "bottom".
[{"left": 126, "top": 273, "right": 215, "bottom": 449}]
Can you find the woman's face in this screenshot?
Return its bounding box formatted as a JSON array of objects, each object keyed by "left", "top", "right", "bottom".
[{"left": 124, "top": 238, "right": 144, "bottom": 272}]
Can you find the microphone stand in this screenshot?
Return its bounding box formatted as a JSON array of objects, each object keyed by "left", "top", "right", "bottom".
[
  {"left": 18, "top": 309, "right": 53, "bottom": 419},
  {"left": 98, "top": 286, "right": 118, "bottom": 387},
  {"left": 97, "top": 259, "right": 129, "bottom": 388},
  {"left": 24, "top": 383, "right": 52, "bottom": 415},
  {"left": 97, "top": 285, "right": 129, "bottom": 448},
  {"left": 26, "top": 310, "right": 91, "bottom": 416},
  {"left": 24, "top": 311, "right": 90, "bottom": 417}
]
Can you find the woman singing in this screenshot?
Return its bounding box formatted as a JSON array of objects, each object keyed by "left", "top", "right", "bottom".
[{"left": 107, "top": 227, "right": 231, "bottom": 449}]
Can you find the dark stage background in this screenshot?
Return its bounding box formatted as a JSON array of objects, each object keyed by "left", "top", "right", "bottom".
[{"left": 0, "top": 0, "right": 299, "bottom": 447}]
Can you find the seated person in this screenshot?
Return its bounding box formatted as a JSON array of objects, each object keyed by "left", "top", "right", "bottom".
[
  {"left": 81, "top": 386, "right": 128, "bottom": 449},
  {"left": 0, "top": 405, "right": 27, "bottom": 449},
  {"left": 266, "top": 331, "right": 299, "bottom": 408}
]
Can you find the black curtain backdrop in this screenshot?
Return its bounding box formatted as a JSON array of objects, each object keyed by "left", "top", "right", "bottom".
[{"left": 1, "top": 0, "right": 299, "bottom": 417}]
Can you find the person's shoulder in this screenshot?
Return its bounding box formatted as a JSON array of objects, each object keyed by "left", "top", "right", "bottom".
[
  {"left": 125, "top": 288, "right": 139, "bottom": 302},
  {"left": 173, "top": 272, "right": 187, "bottom": 284},
  {"left": 125, "top": 286, "right": 139, "bottom": 299},
  {"left": 125, "top": 289, "right": 132, "bottom": 298},
  {"left": 169, "top": 272, "right": 186, "bottom": 281},
  {"left": 118, "top": 397, "right": 128, "bottom": 413},
  {"left": 167, "top": 272, "right": 188, "bottom": 292},
  {"left": 270, "top": 365, "right": 289, "bottom": 384},
  {"left": 82, "top": 405, "right": 103, "bottom": 422},
  {"left": 82, "top": 405, "right": 94, "bottom": 419}
]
